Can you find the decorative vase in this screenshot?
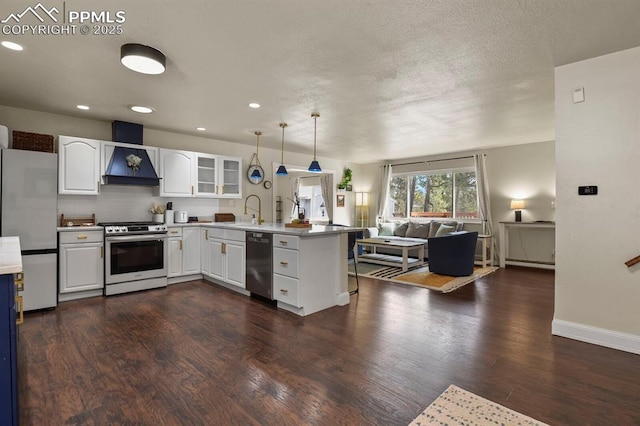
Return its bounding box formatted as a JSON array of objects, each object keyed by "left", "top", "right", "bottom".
[{"left": 152, "top": 214, "right": 163, "bottom": 223}]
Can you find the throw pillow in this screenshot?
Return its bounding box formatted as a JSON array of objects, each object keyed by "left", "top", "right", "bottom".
[
  {"left": 378, "top": 222, "right": 395, "bottom": 236},
  {"left": 435, "top": 224, "right": 455, "bottom": 237},
  {"left": 428, "top": 221, "right": 441, "bottom": 238},
  {"left": 406, "top": 222, "right": 430, "bottom": 239},
  {"left": 394, "top": 222, "right": 409, "bottom": 237}
]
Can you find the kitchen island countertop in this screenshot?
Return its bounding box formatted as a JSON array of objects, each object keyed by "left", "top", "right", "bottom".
[
  {"left": 199, "top": 222, "right": 364, "bottom": 236},
  {"left": 0, "top": 236, "right": 22, "bottom": 274}
]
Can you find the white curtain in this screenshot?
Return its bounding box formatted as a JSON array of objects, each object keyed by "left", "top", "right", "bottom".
[
  {"left": 377, "top": 164, "right": 392, "bottom": 222},
  {"left": 320, "top": 173, "right": 333, "bottom": 223},
  {"left": 290, "top": 177, "right": 300, "bottom": 219},
  {"left": 474, "top": 154, "right": 497, "bottom": 263}
]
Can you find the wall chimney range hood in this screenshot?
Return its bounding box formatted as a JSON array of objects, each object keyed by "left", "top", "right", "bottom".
[
  {"left": 103, "top": 120, "right": 161, "bottom": 186},
  {"left": 103, "top": 147, "right": 160, "bottom": 186}
]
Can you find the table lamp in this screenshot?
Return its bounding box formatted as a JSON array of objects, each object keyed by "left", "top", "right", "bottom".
[{"left": 510, "top": 199, "right": 526, "bottom": 222}]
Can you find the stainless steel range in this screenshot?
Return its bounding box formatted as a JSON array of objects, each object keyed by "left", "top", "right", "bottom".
[{"left": 99, "top": 222, "right": 168, "bottom": 296}]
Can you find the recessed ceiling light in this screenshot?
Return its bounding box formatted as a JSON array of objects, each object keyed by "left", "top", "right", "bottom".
[
  {"left": 248, "top": 102, "right": 261, "bottom": 109},
  {"left": 196, "top": 127, "right": 206, "bottom": 131},
  {"left": 1, "top": 41, "right": 23, "bottom": 51},
  {"left": 129, "top": 105, "right": 154, "bottom": 114},
  {"left": 120, "top": 43, "right": 166, "bottom": 75},
  {"left": 76, "top": 105, "right": 90, "bottom": 110}
]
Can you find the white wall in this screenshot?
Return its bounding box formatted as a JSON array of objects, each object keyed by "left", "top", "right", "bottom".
[
  {"left": 554, "top": 46, "right": 640, "bottom": 352},
  {"left": 0, "top": 105, "right": 356, "bottom": 224}
]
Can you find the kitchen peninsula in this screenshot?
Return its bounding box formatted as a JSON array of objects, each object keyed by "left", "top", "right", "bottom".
[{"left": 193, "top": 222, "right": 358, "bottom": 316}]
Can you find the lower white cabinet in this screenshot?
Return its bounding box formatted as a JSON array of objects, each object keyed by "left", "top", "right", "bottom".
[
  {"left": 59, "top": 230, "right": 104, "bottom": 294},
  {"left": 167, "top": 227, "right": 201, "bottom": 279},
  {"left": 204, "top": 228, "right": 245, "bottom": 288}
]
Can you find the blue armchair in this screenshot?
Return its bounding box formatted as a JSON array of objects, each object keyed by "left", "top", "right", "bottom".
[{"left": 427, "top": 231, "right": 478, "bottom": 276}]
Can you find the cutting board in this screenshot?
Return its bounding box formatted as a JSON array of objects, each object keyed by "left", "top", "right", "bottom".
[{"left": 215, "top": 213, "right": 236, "bottom": 222}]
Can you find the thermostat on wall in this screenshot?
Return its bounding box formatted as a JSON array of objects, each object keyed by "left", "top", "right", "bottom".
[{"left": 578, "top": 186, "right": 597, "bottom": 195}]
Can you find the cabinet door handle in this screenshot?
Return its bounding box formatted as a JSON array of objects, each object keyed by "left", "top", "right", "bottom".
[
  {"left": 221, "top": 242, "right": 226, "bottom": 254},
  {"left": 215, "top": 185, "right": 218, "bottom": 194},
  {"left": 280, "top": 289, "right": 288, "bottom": 294},
  {"left": 192, "top": 185, "right": 194, "bottom": 195},
  {"left": 205, "top": 230, "right": 208, "bottom": 239},
  {"left": 97, "top": 181, "right": 100, "bottom": 194},
  {"left": 15, "top": 296, "right": 23, "bottom": 325},
  {"left": 280, "top": 261, "right": 288, "bottom": 266},
  {"left": 171, "top": 230, "right": 179, "bottom": 234},
  {"left": 179, "top": 240, "right": 183, "bottom": 250},
  {"left": 100, "top": 245, "right": 103, "bottom": 258},
  {"left": 279, "top": 240, "right": 288, "bottom": 245},
  {"left": 77, "top": 235, "right": 88, "bottom": 240},
  {"left": 221, "top": 185, "right": 225, "bottom": 193}
]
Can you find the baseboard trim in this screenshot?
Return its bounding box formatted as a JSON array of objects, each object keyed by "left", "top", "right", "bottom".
[{"left": 552, "top": 319, "right": 640, "bottom": 355}]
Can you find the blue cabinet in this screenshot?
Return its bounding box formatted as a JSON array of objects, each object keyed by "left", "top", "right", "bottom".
[{"left": 0, "top": 274, "right": 18, "bottom": 426}]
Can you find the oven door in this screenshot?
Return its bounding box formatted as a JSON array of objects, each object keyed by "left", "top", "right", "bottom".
[{"left": 105, "top": 234, "right": 167, "bottom": 285}]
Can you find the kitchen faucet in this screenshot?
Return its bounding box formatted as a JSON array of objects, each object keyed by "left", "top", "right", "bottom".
[{"left": 244, "top": 194, "right": 264, "bottom": 224}]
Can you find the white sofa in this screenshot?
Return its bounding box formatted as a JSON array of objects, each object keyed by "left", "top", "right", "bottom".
[{"left": 365, "top": 220, "right": 467, "bottom": 260}]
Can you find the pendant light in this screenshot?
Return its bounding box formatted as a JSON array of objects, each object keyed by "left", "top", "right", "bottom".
[
  {"left": 308, "top": 112, "right": 322, "bottom": 173},
  {"left": 250, "top": 131, "right": 263, "bottom": 179},
  {"left": 276, "top": 122, "right": 288, "bottom": 176}
]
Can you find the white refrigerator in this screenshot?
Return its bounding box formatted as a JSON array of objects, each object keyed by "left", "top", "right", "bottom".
[{"left": 0, "top": 149, "right": 58, "bottom": 311}]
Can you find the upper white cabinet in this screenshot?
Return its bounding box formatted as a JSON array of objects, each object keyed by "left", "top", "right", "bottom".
[
  {"left": 218, "top": 156, "right": 242, "bottom": 198},
  {"left": 160, "top": 149, "right": 242, "bottom": 199},
  {"left": 58, "top": 136, "right": 101, "bottom": 195},
  {"left": 159, "top": 149, "right": 195, "bottom": 197}
]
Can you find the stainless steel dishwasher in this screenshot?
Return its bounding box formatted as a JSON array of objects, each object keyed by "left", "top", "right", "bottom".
[{"left": 246, "top": 232, "right": 273, "bottom": 299}]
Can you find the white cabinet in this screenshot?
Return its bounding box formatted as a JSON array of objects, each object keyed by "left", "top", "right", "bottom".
[
  {"left": 204, "top": 228, "right": 245, "bottom": 288},
  {"left": 201, "top": 229, "right": 210, "bottom": 276},
  {"left": 59, "top": 230, "right": 104, "bottom": 294},
  {"left": 159, "top": 149, "right": 195, "bottom": 197},
  {"left": 167, "top": 227, "right": 201, "bottom": 278},
  {"left": 160, "top": 149, "right": 242, "bottom": 199},
  {"left": 58, "top": 136, "right": 101, "bottom": 195},
  {"left": 218, "top": 156, "right": 242, "bottom": 198}
]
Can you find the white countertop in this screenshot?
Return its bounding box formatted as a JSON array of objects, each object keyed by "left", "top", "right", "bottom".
[
  {"left": 57, "top": 226, "right": 104, "bottom": 232},
  {"left": 0, "top": 236, "right": 23, "bottom": 274},
  {"left": 200, "top": 222, "right": 364, "bottom": 236}
]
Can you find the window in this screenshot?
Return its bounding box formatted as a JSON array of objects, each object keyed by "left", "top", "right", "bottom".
[
  {"left": 296, "top": 178, "right": 329, "bottom": 224},
  {"left": 388, "top": 169, "right": 478, "bottom": 219}
]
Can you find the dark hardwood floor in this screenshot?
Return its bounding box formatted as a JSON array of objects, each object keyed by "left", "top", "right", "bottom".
[{"left": 18, "top": 268, "right": 640, "bottom": 425}]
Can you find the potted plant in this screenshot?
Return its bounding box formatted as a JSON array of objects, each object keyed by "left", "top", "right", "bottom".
[{"left": 337, "top": 167, "right": 352, "bottom": 190}]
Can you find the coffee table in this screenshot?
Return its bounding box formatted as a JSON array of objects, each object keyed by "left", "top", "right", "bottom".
[{"left": 355, "top": 238, "right": 425, "bottom": 272}]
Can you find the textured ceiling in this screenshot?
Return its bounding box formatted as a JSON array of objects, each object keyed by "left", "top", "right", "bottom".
[{"left": 1, "top": 0, "right": 640, "bottom": 163}]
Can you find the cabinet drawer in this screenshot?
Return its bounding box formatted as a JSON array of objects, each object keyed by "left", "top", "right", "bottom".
[
  {"left": 225, "top": 229, "right": 245, "bottom": 242},
  {"left": 59, "top": 230, "right": 103, "bottom": 244},
  {"left": 273, "top": 234, "right": 299, "bottom": 250},
  {"left": 207, "top": 227, "right": 225, "bottom": 240},
  {"left": 167, "top": 227, "right": 183, "bottom": 237},
  {"left": 273, "top": 247, "right": 299, "bottom": 278},
  {"left": 274, "top": 274, "right": 300, "bottom": 307}
]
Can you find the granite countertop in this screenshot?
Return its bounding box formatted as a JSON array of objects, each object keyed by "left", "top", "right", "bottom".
[{"left": 0, "top": 236, "right": 23, "bottom": 274}]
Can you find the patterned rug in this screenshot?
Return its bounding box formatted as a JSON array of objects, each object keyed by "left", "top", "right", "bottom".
[
  {"left": 409, "top": 385, "right": 548, "bottom": 426},
  {"left": 349, "top": 262, "right": 497, "bottom": 293}
]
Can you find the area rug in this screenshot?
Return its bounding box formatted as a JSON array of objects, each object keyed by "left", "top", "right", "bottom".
[
  {"left": 349, "top": 261, "right": 497, "bottom": 293},
  {"left": 409, "top": 385, "right": 548, "bottom": 426}
]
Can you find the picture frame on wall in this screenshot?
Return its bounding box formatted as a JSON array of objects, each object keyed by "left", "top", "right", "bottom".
[
  {"left": 337, "top": 194, "right": 345, "bottom": 207},
  {"left": 346, "top": 184, "right": 353, "bottom": 191}
]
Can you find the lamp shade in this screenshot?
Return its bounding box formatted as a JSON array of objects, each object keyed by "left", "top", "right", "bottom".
[
  {"left": 308, "top": 160, "right": 322, "bottom": 173},
  {"left": 121, "top": 43, "right": 166, "bottom": 75},
  {"left": 510, "top": 199, "right": 526, "bottom": 210},
  {"left": 250, "top": 168, "right": 262, "bottom": 179},
  {"left": 275, "top": 165, "right": 288, "bottom": 176}
]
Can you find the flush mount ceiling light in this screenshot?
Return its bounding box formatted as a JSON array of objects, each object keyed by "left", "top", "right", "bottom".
[
  {"left": 120, "top": 43, "right": 166, "bottom": 75},
  {"left": 308, "top": 112, "right": 322, "bottom": 173},
  {"left": 1, "top": 41, "right": 23, "bottom": 51},
  {"left": 129, "top": 105, "right": 154, "bottom": 114},
  {"left": 275, "top": 122, "right": 288, "bottom": 176},
  {"left": 76, "top": 105, "right": 90, "bottom": 110},
  {"left": 196, "top": 127, "right": 206, "bottom": 131},
  {"left": 248, "top": 102, "right": 261, "bottom": 109}
]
